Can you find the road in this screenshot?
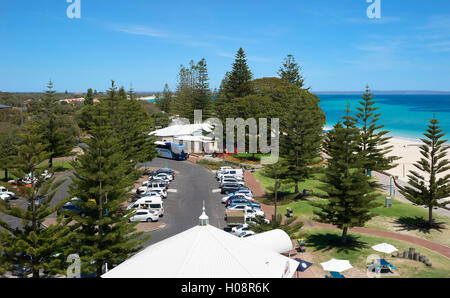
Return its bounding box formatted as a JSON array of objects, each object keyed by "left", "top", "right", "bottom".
[
  {"left": 1, "top": 171, "right": 73, "bottom": 230},
  {"left": 0, "top": 158, "right": 226, "bottom": 248},
  {"left": 139, "top": 158, "right": 226, "bottom": 247}
]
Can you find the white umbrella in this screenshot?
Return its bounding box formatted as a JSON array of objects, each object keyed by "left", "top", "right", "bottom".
[
  {"left": 371, "top": 243, "right": 398, "bottom": 254},
  {"left": 320, "top": 259, "right": 353, "bottom": 273}
]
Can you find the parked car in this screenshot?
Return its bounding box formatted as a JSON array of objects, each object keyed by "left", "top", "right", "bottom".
[
  {"left": 225, "top": 197, "right": 261, "bottom": 209},
  {"left": 238, "top": 230, "right": 256, "bottom": 238},
  {"left": 28, "top": 195, "right": 47, "bottom": 208},
  {"left": 230, "top": 223, "right": 249, "bottom": 236},
  {"left": 217, "top": 169, "right": 244, "bottom": 181},
  {"left": 41, "top": 170, "right": 53, "bottom": 181},
  {"left": 127, "top": 196, "right": 164, "bottom": 217},
  {"left": 137, "top": 180, "right": 168, "bottom": 194},
  {"left": 226, "top": 204, "right": 265, "bottom": 220},
  {"left": 222, "top": 194, "right": 254, "bottom": 204},
  {"left": 0, "top": 186, "right": 15, "bottom": 200},
  {"left": 215, "top": 166, "right": 233, "bottom": 178},
  {"left": 220, "top": 178, "right": 239, "bottom": 187},
  {"left": 221, "top": 183, "right": 241, "bottom": 194},
  {"left": 156, "top": 168, "right": 175, "bottom": 179},
  {"left": 155, "top": 172, "right": 173, "bottom": 181},
  {"left": 129, "top": 209, "right": 159, "bottom": 222},
  {"left": 57, "top": 198, "right": 85, "bottom": 217},
  {"left": 228, "top": 189, "right": 253, "bottom": 198},
  {"left": 0, "top": 193, "right": 10, "bottom": 201}
]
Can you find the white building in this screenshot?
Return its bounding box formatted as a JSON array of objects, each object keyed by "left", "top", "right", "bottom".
[
  {"left": 150, "top": 122, "right": 220, "bottom": 154},
  {"left": 102, "top": 207, "right": 299, "bottom": 278}
]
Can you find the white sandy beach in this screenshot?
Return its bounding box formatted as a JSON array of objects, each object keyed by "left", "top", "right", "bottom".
[
  {"left": 384, "top": 136, "right": 450, "bottom": 183},
  {"left": 323, "top": 126, "right": 450, "bottom": 185}
]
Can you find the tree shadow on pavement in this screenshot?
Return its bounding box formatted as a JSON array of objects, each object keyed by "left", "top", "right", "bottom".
[
  {"left": 305, "top": 233, "right": 369, "bottom": 253},
  {"left": 394, "top": 216, "right": 446, "bottom": 234}
]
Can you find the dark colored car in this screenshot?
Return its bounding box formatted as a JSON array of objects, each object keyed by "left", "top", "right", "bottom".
[
  {"left": 225, "top": 197, "right": 260, "bottom": 208},
  {"left": 221, "top": 183, "right": 241, "bottom": 194},
  {"left": 57, "top": 201, "right": 85, "bottom": 217}
]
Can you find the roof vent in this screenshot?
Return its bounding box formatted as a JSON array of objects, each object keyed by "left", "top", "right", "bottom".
[{"left": 199, "top": 201, "right": 209, "bottom": 226}]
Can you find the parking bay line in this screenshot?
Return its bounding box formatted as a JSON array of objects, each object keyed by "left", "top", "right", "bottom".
[
  {"left": 212, "top": 189, "right": 221, "bottom": 193},
  {"left": 167, "top": 189, "right": 178, "bottom": 193}
]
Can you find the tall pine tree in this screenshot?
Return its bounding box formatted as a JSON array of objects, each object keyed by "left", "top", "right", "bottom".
[
  {"left": 38, "top": 81, "right": 76, "bottom": 168},
  {"left": 355, "top": 85, "right": 399, "bottom": 175},
  {"left": 281, "top": 88, "right": 326, "bottom": 194},
  {"left": 278, "top": 54, "right": 304, "bottom": 88},
  {"left": 0, "top": 121, "right": 71, "bottom": 278},
  {"left": 222, "top": 48, "right": 253, "bottom": 101},
  {"left": 191, "top": 58, "right": 212, "bottom": 120},
  {"left": 400, "top": 116, "right": 450, "bottom": 227},
  {"left": 311, "top": 105, "right": 380, "bottom": 244},
  {"left": 68, "top": 98, "right": 149, "bottom": 277}
]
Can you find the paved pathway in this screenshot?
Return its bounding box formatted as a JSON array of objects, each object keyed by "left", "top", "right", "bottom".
[
  {"left": 372, "top": 171, "right": 450, "bottom": 217},
  {"left": 243, "top": 170, "right": 450, "bottom": 259}
]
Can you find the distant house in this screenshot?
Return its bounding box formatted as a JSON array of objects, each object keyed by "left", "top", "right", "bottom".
[
  {"left": 59, "top": 98, "right": 99, "bottom": 104},
  {"left": 0, "top": 104, "right": 12, "bottom": 110}
]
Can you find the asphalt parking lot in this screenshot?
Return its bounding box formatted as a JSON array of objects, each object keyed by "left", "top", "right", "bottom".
[{"left": 139, "top": 158, "right": 226, "bottom": 247}]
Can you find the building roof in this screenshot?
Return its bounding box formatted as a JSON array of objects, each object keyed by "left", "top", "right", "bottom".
[
  {"left": 244, "top": 229, "right": 293, "bottom": 254},
  {"left": 150, "top": 123, "right": 213, "bottom": 137},
  {"left": 102, "top": 210, "right": 298, "bottom": 278},
  {"left": 0, "top": 104, "right": 12, "bottom": 109}
]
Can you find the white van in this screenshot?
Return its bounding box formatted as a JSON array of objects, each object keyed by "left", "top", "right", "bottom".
[
  {"left": 217, "top": 169, "right": 244, "bottom": 180},
  {"left": 127, "top": 196, "right": 164, "bottom": 217}
]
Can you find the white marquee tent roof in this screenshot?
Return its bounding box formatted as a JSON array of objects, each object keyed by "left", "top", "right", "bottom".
[
  {"left": 243, "top": 229, "right": 293, "bottom": 254},
  {"left": 102, "top": 224, "right": 298, "bottom": 278}
]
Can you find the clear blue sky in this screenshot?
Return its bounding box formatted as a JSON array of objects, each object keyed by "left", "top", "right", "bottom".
[{"left": 1, "top": 0, "right": 450, "bottom": 92}]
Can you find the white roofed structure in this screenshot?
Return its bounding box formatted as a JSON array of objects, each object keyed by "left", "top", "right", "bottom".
[
  {"left": 150, "top": 122, "right": 219, "bottom": 153},
  {"left": 102, "top": 207, "right": 299, "bottom": 278},
  {"left": 150, "top": 123, "right": 213, "bottom": 138},
  {"left": 243, "top": 229, "right": 293, "bottom": 254}
]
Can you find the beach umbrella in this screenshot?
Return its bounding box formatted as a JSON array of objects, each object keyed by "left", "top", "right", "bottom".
[
  {"left": 320, "top": 259, "right": 352, "bottom": 273},
  {"left": 294, "top": 258, "right": 313, "bottom": 272},
  {"left": 372, "top": 243, "right": 398, "bottom": 254}
]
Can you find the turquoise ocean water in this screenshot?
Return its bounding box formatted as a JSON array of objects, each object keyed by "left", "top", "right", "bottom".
[{"left": 316, "top": 94, "right": 450, "bottom": 140}]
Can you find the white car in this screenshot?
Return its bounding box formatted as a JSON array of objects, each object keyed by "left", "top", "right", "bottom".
[
  {"left": 129, "top": 209, "right": 159, "bottom": 222},
  {"left": 238, "top": 230, "right": 256, "bottom": 238},
  {"left": 142, "top": 190, "right": 164, "bottom": 200},
  {"left": 41, "top": 170, "right": 53, "bottom": 181},
  {"left": 0, "top": 187, "right": 15, "bottom": 200},
  {"left": 220, "top": 174, "right": 242, "bottom": 184},
  {"left": 216, "top": 166, "right": 233, "bottom": 178},
  {"left": 217, "top": 169, "right": 244, "bottom": 181},
  {"left": 230, "top": 223, "right": 249, "bottom": 236},
  {"left": 0, "top": 193, "right": 11, "bottom": 201},
  {"left": 155, "top": 173, "right": 173, "bottom": 181},
  {"left": 226, "top": 204, "right": 265, "bottom": 218}
]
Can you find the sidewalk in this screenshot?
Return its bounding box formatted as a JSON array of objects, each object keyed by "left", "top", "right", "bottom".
[{"left": 372, "top": 171, "right": 450, "bottom": 217}]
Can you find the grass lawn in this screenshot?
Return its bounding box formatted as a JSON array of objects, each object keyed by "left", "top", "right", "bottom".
[
  {"left": 300, "top": 227, "right": 450, "bottom": 278},
  {"left": 253, "top": 170, "right": 329, "bottom": 198},
  {"left": 197, "top": 159, "right": 234, "bottom": 171},
  {"left": 253, "top": 169, "right": 450, "bottom": 246}
]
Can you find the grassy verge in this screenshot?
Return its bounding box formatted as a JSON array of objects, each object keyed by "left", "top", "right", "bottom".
[
  {"left": 253, "top": 170, "right": 328, "bottom": 197},
  {"left": 197, "top": 160, "right": 233, "bottom": 171},
  {"left": 300, "top": 227, "right": 450, "bottom": 278},
  {"left": 253, "top": 169, "right": 450, "bottom": 246}
]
